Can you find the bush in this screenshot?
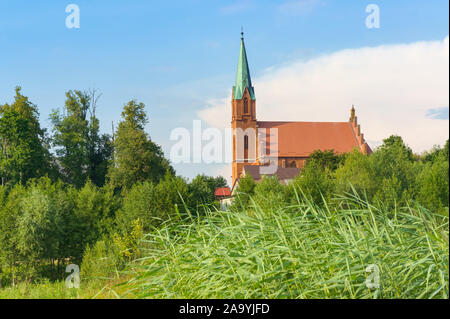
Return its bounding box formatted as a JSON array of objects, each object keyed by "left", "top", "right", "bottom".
[
  {"left": 335, "top": 149, "right": 377, "bottom": 199},
  {"left": 253, "top": 176, "right": 285, "bottom": 211},
  {"left": 416, "top": 155, "right": 449, "bottom": 216},
  {"left": 80, "top": 239, "right": 122, "bottom": 282},
  {"left": 116, "top": 174, "right": 188, "bottom": 234},
  {"left": 232, "top": 174, "right": 256, "bottom": 210},
  {"left": 81, "top": 219, "right": 144, "bottom": 282},
  {"left": 290, "top": 161, "right": 335, "bottom": 205}
]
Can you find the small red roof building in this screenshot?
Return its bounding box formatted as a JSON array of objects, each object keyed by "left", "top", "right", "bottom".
[{"left": 214, "top": 187, "right": 231, "bottom": 198}]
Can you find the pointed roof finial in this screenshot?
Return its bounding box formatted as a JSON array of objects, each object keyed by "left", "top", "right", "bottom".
[{"left": 241, "top": 26, "right": 244, "bottom": 40}]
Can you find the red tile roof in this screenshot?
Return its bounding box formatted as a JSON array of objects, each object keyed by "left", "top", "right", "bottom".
[
  {"left": 215, "top": 187, "right": 231, "bottom": 197},
  {"left": 257, "top": 121, "right": 364, "bottom": 157}
]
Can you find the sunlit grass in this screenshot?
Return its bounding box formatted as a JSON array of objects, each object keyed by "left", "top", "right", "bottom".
[{"left": 120, "top": 192, "right": 449, "bottom": 299}]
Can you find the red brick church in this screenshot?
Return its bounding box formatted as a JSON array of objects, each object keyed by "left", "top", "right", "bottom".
[{"left": 231, "top": 33, "right": 372, "bottom": 190}]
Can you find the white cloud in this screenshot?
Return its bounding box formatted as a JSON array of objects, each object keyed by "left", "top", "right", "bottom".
[{"left": 198, "top": 36, "right": 449, "bottom": 153}]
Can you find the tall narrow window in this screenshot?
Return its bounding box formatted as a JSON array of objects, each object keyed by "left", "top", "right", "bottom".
[
  {"left": 244, "top": 135, "right": 249, "bottom": 150},
  {"left": 244, "top": 98, "right": 248, "bottom": 114}
]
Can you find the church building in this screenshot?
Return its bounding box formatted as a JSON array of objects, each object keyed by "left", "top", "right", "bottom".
[{"left": 231, "top": 33, "right": 372, "bottom": 189}]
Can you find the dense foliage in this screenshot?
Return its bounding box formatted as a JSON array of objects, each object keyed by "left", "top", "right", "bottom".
[
  {"left": 0, "top": 87, "right": 448, "bottom": 299},
  {"left": 234, "top": 136, "right": 449, "bottom": 217},
  {"left": 0, "top": 88, "right": 225, "bottom": 288}
]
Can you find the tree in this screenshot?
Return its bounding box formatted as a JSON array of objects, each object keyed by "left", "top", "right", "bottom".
[
  {"left": 253, "top": 176, "right": 285, "bottom": 211},
  {"left": 422, "top": 139, "right": 449, "bottom": 164},
  {"left": 416, "top": 150, "right": 449, "bottom": 215},
  {"left": 370, "top": 135, "right": 417, "bottom": 206},
  {"left": 70, "top": 180, "right": 117, "bottom": 261},
  {"left": 290, "top": 160, "right": 335, "bottom": 205},
  {"left": 188, "top": 174, "right": 228, "bottom": 208},
  {"left": 307, "top": 149, "right": 346, "bottom": 171},
  {"left": 377, "top": 135, "right": 414, "bottom": 162},
  {"left": 107, "top": 100, "right": 173, "bottom": 190},
  {"left": 334, "top": 149, "right": 377, "bottom": 199},
  {"left": 233, "top": 174, "right": 256, "bottom": 209},
  {"left": 0, "top": 184, "right": 25, "bottom": 286},
  {"left": 0, "top": 87, "right": 52, "bottom": 186},
  {"left": 50, "top": 89, "right": 112, "bottom": 188},
  {"left": 115, "top": 174, "right": 188, "bottom": 233}
]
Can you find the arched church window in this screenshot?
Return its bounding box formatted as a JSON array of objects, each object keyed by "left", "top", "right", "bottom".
[
  {"left": 244, "top": 98, "right": 248, "bottom": 114},
  {"left": 244, "top": 135, "right": 249, "bottom": 150}
]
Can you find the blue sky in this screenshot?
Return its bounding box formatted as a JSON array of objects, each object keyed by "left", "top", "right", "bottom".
[{"left": 0, "top": 0, "right": 448, "bottom": 182}]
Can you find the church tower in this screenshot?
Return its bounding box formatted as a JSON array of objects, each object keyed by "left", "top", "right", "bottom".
[{"left": 231, "top": 32, "right": 258, "bottom": 187}]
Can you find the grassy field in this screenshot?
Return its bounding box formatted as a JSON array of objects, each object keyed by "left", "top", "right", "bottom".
[
  {"left": 0, "top": 278, "right": 129, "bottom": 299},
  {"left": 1, "top": 194, "right": 448, "bottom": 299},
  {"left": 120, "top": 194, "right": 449, "bottom": 299}
]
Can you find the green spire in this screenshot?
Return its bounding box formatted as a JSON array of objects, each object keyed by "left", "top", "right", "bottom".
[{"left": 233, "top": 32, "right": 255, "bottom": 100}]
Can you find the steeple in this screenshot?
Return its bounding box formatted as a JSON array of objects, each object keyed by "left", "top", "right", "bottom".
[{"left": 233, "top": 31, "right": 255, "bottom": 100}]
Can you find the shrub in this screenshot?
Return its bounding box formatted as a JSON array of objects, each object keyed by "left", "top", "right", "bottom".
[
  {"left": 290, "top": 161, "right": 335, "bottom": 205},
  {"left": 80, "top": 239, "right": 122, "bottom": 282},
  {"left": 116, "top": 174, "right": 188, "bottom": 233},
  {"left": 416, "top": 155, "right": 449, "bottom": 216},
  {"left": 253, "top": 176, "right": 285, "bottom": 211},
  {"left": 232, "top": 174, "right": 256, "bottom": 210}
]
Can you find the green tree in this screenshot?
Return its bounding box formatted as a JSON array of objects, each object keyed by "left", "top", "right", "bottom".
[
  {"left": 233, "top": 174, "right": 256, "bottom": 209},
  {"left": 116, "top": 174, "right": 188, "bottom": 233},
  {"left": 335, "top": 149, "right": 377, "bottom": 199},
  {"left": 416, "top": 152, "right": 449, "bottom": 215},
  {"left": 0, "top": 184, "right": 25, "bottom": 285},
  {"left": 69, "top": 180, "right": 117, "bottom": 261},
  {"left": 50, "top": 90, "right": 111, "bottom": 188},
  {"left": 378, "top": 135, "right": 414, "bottom": 161},
  {"left": 290, "top": 161, "right": 335, "bottom": 205},
  {"left": 107, "top": 100, "right": 173, "bottom": 190},
  {"left": 0, "top": 87, "right": 52, "bottom": 186},
  {"left": 307, "top": 149, "right": 346, "bottom": 171},
  {"left": 370, "top": 135, "right": 417, "bottom": 206},
  {"left": 253, "top": 176, "right": 285, "bottom": 211},
  {"left": 422, "top": 139, "right": 449, "bottom": 163},
  {"left": 188, "top": 174, "right": 227, "bottom": 208}
]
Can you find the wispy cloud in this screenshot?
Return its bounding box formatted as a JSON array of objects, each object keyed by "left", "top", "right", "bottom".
[
  {"left": 426, "top": 107, "right": 449, "bottom": 120},
  {"left": 277, "top": 0, "right": 323, "bottom": 16},
  {"left": 198, "top": 36, "right": 449, "bottom": 153}
]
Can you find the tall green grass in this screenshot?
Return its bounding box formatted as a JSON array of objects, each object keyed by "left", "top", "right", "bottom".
[{"left": 120, "top": 192, "right": 449, "bottom": 299}]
